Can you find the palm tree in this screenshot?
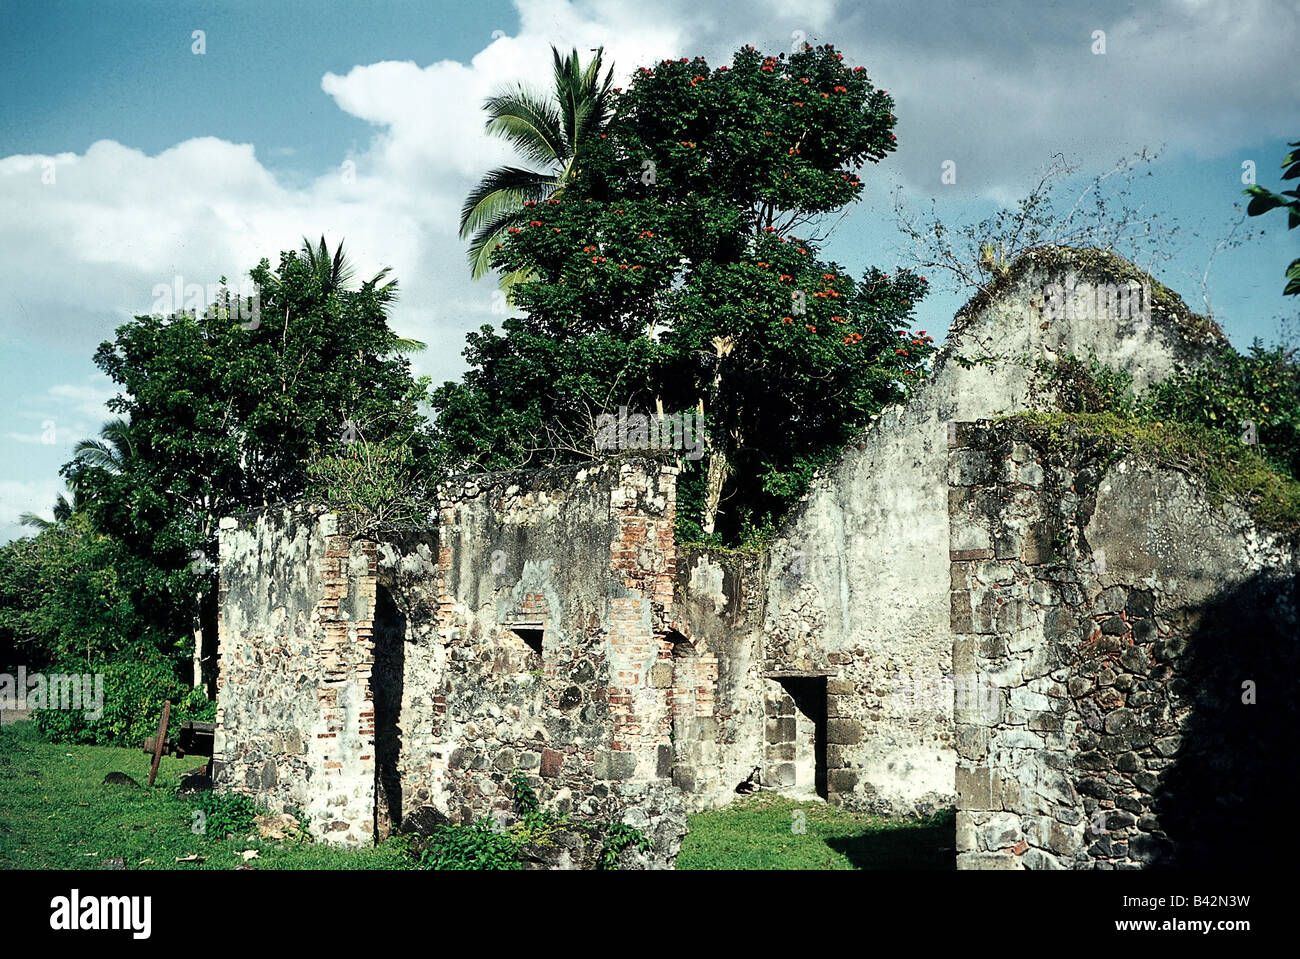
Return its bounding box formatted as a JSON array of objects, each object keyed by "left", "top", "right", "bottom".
[
  {"left": 72, "top": 417, "right": 135, "bottom": 475},
  {"left": 460, "top": 46, "right": 616, "bottom": 281},
  {"left": 18, "top": 418, "right": 136, "bottom": 530},
  {"left": 272, "top": 236, "right": 426, "bottom": 355},
  {"left": 18, "top": 493, "right": 74, "bottom": 531}
]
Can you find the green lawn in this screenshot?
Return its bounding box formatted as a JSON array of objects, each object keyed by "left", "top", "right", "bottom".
[
  {"left": 1, "top": 721, "right": 953, "bottom": 870},
  {"left": 0, "top": 721, "right": 408, "bottom": 870},
  {"left": 677, "top": 792, "right": 955, "bottom": 870}
]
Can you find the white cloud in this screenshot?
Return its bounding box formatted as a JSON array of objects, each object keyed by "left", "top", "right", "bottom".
[
  {"left": 0, "top": 477, "right": 68, "bottom": 543},
  {"left": 0, "top": 0, "right": 1293, "bottom": 440}
]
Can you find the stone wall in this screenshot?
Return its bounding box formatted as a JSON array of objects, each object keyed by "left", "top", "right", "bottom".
[
  {"left": 212, "top": 247, "right": 1274, "bottom": 868},
  {"left": 426, "top": 457, "right": 681, "bottom": 826},
  {"left": 759, "top": 248, "right": 1225, "bottom": 817},
  {"left": 213, "top": 508, "right": 379, "bottom": 846},
  {"left": 669, "top": 549, "right": 767, "bottom": 808},
  {"left": 214, "top": 457, "right": 689, "bottom": 859},
  {"left": 948, "top": 419, "right": 1298, "bottom": 869}
]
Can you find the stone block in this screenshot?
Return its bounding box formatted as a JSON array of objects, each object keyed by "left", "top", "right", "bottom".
[
  {"left": 826, "top": 719, "right": 863, "bottom": 745},
  {"left": 656, "top": 745, "right": 672, "bottom": 779},
  {"left": 949, "top": 449, "right": 991, "bottom": 486},
  {"left": 955, "top": 725, "right": 989, "bottom": 761},
  {"left": 766, "top": 718, "right": 796, "bottom": 743},
  {"left": 1021, "top": 847, "right": 1063, "bottom": 870},
  {"left": 950, "top": 591, "right": 973, "bottom": 631},
  {"left": 827, "top": 768, "right": 859, "bottom": 793},
  {"left": 954, "top": 812, "right": 977, "bottom": 854},
  {"left": 767, "top": 742, "right": 796, "bottom": 761},
  {"left": 1046, "top": 820, "right": 1082, "bottom": 857},
  {"left": 956, "top": 764, "right": 993, "bottom": 809},
  {"left": 826, "top": 744, "right": 855, "bottom": 767},
  {"left": 957, "top": 852, "right": 1021, "bottom": 870}
]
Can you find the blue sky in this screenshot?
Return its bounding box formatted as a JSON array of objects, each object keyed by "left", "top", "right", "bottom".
[{"left": 1, "top": 0, "right": 1298, "bottom": 541}]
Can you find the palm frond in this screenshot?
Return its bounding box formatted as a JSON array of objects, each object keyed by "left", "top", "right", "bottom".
[
  {"left": 459, "top": 166, "right": 557, "bottom": 237},
  {"left": 19, "top": 512, "right": 54, "bottom": 531},
  {"left": 467, "top": 206, "right": 538, "bottom": 278},
  {"left": 74, "top": 417, "right": 134, "bottom": 474},
  {"left": 388, "top": 336, "right": 428, "bottom": 355},
  {"left": 483, "top": 90, "right": 567, "bottom": 168}
]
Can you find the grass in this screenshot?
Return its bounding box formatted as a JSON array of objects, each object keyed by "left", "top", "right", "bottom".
[
  {"left": 676, "top": 792, "right": 954, "bottom": 870},
  {"left": 2, "top": 722, "right": 955, "bottom": 870},
  {"left": 0, "top": 721, "right": 409, "bottom": 870}
]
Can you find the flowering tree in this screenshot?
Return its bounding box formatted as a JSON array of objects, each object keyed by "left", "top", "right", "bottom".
[{"left": 435, "top": 44, "right": 937, "bottom": 543}]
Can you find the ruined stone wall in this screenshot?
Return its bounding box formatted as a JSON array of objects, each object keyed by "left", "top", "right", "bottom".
[
  {"left": 427, "top": 457, "right": 680, "bottom": 827},
  {"left": 669, "top": 549, "right": 767, "bottom": 808},
  {"left": 760, "top": 249, "right": 1226, "bottom": 817},
  {"left": 949, "top": 419, "right": 1298, "bottom": 869},
  {"left": 213, "top": 508, "right": 379, "bottom": 846},
  {"left": 215, "top": 458, "right": 690, "bottom": 857}
]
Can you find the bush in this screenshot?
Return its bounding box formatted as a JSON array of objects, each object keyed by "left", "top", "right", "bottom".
[
  {"left": 1142, "top": 344, "right": 1300, "bottom": 481},
  {"left": 600, "top": 822, "right": 653, "bottom": 868},
  {"left": 188, "top": 790, "right": 259, "bottom": 840},
  {"left": 415, "top": 818, "right": 522, "bottom": 870},
  {"left": 31, "top": 655, "right": 213, "bottom": 747}
]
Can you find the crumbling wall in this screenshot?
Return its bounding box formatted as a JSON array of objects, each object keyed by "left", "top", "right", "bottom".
[
  {"left": 760, "top": 249, "right": 1225, "bottom": 816},
  {"left": 215, "top": 458, "right": 690, "bottom": 860},
  {"left": 428, "top": 457, "right": 679, "bottom": 826},
  {"left": 669, "top": 548, "right": 766, "bottom": 808},
  {"left": 948, "top": 419, "right": 1298, "bottom": 869},
  {"left": 213, "top": 508, "right": 379, "bottom": 846}
]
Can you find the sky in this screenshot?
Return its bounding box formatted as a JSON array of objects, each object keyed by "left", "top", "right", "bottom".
[{"left": 1, "top": 0, "right": 1297, "bottom": 543}]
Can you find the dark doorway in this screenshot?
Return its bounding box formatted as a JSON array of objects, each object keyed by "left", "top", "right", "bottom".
[
  {"left": 769, "top": 676, "right": 828, "bottom": 799},
  {"left": 373, "top": 584, "right": 406, "bottom": 841}
]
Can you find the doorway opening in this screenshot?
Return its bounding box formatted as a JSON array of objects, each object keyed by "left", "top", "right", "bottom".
[
  {"left": 373, "top": 584, "right": 406, "bottom": 840},
  {"left": 765, "top": 675, "right": 828, "bottom": 799}
]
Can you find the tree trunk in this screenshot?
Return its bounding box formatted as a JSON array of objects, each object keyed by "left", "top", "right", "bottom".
[
  {"left": 701, "top": 435, "right": 729, "bottom": 536},
  {"left": 192, "top": 604, "right": 204, "bottom": 690}
]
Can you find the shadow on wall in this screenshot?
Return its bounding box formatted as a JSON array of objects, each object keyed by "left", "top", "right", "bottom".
[
  {"left": 374, "top": 584, "right": 405, "bottom": 840},
  {"left": 1157, "top": 569, "right": 1299, "bottom": 868}
]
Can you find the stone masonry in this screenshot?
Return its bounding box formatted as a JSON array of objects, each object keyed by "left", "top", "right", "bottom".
[{"left": 213, "top": 247, "right": 1294, "bottom": 867}]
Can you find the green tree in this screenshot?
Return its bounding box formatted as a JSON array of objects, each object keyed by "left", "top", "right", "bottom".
[
  {"left": 435, "top": 44, "right": 935, "bottom": 542},
  {"left": 64, "top": 243, "right": 436, "bottom": 683},
  {"left": 0, "top": 512, "right": 177, "bottom": 670},
  {"left": 459, "top": 46, "right": 616, "bottom": 281},
  {"left": 72, "top": 417, "right": 136, "bottom": 475}
]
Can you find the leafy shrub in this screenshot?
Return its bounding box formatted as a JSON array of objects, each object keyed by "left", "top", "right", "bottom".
[
  {"left": 1016, "top": 348, "right": 1300, "bottom": 533},
  {"left": 1141, "top": 344, "right": 1300, "bottom": 481},
  {"left": 304, "top": 437, "right": 434, "bottom": 538},
  {"left": 1036, "top": 354, "right": 1135, "bottom": 415},
  {"left": 415, "top": 818, "right": 522, "bottom": 870},
  {"left": 31, "top": 655, "right": 214, "bottom": 747},
  {"left": 600, "top": 822, "right": 654, "bottom": 868},
  {"left": 188, "top": 790, "right": 260, "bottom": 840},
  {"left": 510, "top": 770, "right": 539, "bottom": 816}
]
